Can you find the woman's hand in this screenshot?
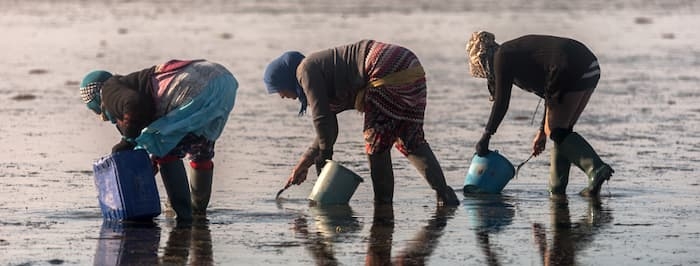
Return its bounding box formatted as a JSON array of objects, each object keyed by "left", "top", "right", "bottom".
[
  {"left": 286, "top": 163, "right": 310, "bottom": 186},
  {"left": 475, "top": 133, "right": 492, "bottom": 157},
  {"left": 532, "top": 130, "right": 547, "bottom": 156},
  {"left": 111, "top": 138, "right": 135, "bottom": 153},
  {"left": 314, "top": 149, "right": 333, "bottom": 175}
]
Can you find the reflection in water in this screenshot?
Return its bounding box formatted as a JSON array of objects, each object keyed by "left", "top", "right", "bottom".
[
  {"left": 532, "top": 196, "right": 613, "bottom": 266},
  {"left": 310, "top": 205, "right": 363, "bottom": 241},
  {"left": 293, "top": 205, "right": 362, "bottom": 265},
  {"left": 366, "top": 204, "right": 457, "bottom": 266},
  {"left": 94, "top": 220, "right": 160, "bottom": 266},
  {"left": 365, "top": 204, "right": 394, "bottom": 265},
  {"left": 162, "top": 219, "right": 214, "bottom": 265},
  {"left": 292, "top": 204, "right": 455, "bottom": 265},
  {"left": 463, "top": 194, "right": 516, "bottom": 266},
  {"left": 93, "top": 219, "right": 213, "bottom": 266}
]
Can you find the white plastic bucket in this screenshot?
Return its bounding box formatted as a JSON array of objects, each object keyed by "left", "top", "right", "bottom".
[{"left": 308, "top": 160, "right": 364, "bottom": 205}]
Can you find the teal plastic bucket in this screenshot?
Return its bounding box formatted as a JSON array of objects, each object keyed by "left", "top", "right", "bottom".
[
  {"left": 463, "top": 151, "right": 515, "bottom": 194},
  {"left": 308, "top": 160, "right": 364, "bottom": 205}
]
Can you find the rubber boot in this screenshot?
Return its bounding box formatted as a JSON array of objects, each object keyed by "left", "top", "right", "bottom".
[
  {"left": 368, "top": 149, "right": 395, "bottom": 205},
  {"left": 558, "top": 132, "right": 614, "bottom": 197},
  {"left": 187, "top": 162, "right": 213, "bottom": 217},
  {"left": 159, "top": 160, "right": 193, "bottom": 221},
  {"left": 406, "top": 143, "right": 459, "bottom": 206},
  {"left": 548, "top": 142, "right": 571, "bottom": 195}
]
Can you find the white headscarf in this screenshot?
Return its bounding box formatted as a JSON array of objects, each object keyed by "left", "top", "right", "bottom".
[{"left": 466, "top": 31, "right": 499, "bottom": 79}]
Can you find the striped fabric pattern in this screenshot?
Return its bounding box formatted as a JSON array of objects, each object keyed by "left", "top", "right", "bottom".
[{"left": 363, "top": 41, "right": 427, "bottom": 123}]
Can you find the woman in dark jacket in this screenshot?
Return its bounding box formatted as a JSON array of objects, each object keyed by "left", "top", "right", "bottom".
[
  {"left": 466, "top": 32, "right": 613, "bottom": 197},
  {"left": 263, "top": 40, "right": 459, "bottom": 206},
  {"left": 79, "top": 59, "right": 238, "bottom": 220}
]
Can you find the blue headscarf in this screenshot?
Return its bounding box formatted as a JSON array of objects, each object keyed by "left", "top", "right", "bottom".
[{"left": 263, "top": 51, "right": 307, "bottom": 116}]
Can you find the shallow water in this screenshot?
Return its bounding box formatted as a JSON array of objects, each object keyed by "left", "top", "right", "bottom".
[{"left": 1, "top": 0, "right": 699, "bottom": 265}]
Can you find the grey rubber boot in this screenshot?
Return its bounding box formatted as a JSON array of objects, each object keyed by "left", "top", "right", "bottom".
[
  {"left": 548, "top": 142, "right": 571, "bottom": 195},
  {"left": 558, "top": 132, "right": 614, "bottom": 197},
  {"left": 368, "top": 149, "right": 395, "bottom": 205},
  {"left": 406, "top": 143, "right": 459, "bottom": 206},
  {"left": 188, "top": 166, "right": 213, "bottom": 217},
  {"left": 159, "top": 160, "right": 193, "bottom": 221}
]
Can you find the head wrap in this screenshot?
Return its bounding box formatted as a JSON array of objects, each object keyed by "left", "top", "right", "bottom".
[
  {"left": 79, "top": 70, "right": 112, "bottom": 114},
  {"left": 263, "top": 51, "right": 307, "bottom": 116},
  {"left": 466, "top": 31, "right": 499, "bottom": 79}
]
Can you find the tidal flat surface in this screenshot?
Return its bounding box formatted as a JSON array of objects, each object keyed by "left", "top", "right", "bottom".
[{"left": 0, "top": 0, "right": 698, "bottom": 265}]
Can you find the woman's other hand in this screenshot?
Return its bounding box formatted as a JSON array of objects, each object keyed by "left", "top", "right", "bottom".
[
  {"left": 532, "top": 130, "right": 547, "bottom": 156},
  {"left": 287, "top": 163, "right": 310, "bottom": 186},
  {"left": 475, "top": 133, "right": 491, "bottom": 157}
]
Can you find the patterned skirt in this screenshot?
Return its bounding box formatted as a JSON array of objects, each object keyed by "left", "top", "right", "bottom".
[
  {"left": 362, "top": 41, "right": 428, "bottom": 155},
  {"left": 363, "top": 41, "right": 427, "bottom": 123}
]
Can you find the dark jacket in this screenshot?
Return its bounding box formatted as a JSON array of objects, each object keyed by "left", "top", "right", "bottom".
[
  {"left": 297, "top": 40, "right": 372, "bottom": 157},
  {"left": 101, "top": 66, "right": 157, "bottom": 151},
  {"left": 485, "top": 35, "right": 599, "bottom": 134}
]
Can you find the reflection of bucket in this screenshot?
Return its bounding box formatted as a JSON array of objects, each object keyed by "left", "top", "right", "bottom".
[
  {"left": 310, "top": 205, "right": 362, "bottom": 240},
  {"left": 463, "top": 151, "right": 515, "bottom": 194},
  {"left": 308, "top": 160, "right": 364, "bottom": 205},
  {"left": 93, "top": 149, "right": 161, "bottom": 220},
  {"left": 463, "top": 194, "right": 515, "bottom": 233}
]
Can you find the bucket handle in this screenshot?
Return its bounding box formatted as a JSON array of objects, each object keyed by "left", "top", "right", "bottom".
[{"left": 514, "top": 154, "right": 534, "bottom": 179}]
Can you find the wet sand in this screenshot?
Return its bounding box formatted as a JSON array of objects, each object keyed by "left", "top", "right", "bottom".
[{"left": 1, "top": 0, "right": 699, "bottom": 265}]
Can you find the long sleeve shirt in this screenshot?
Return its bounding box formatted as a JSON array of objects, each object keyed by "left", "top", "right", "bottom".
[
  {"left": 485, "top": 35, "right": 598, "bottom": 134},
  {"left": 101, "top": 67, "right": 157, "bottom": 141},
  {"left": 296, "top": 40, "right": 372, "bottom": 157}
]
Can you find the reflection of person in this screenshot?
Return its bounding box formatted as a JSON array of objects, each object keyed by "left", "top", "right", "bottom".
[
  {"left": 79, "top": 60, "right": 238, "bottom": 220},
  {"left": 263, "top": 40, "right": 459, "bottom": 206},
  {"left": 365, "top": 204, "right": 395, "bottom": 266},
  {"left": 532, "top": 196, "right": 612, "bottom": 266},
  {"left": 161, "top": 220, "right": 214, "bottom": 265},
  {"left": 366, "top": 204, "right": 456, "bottom": 265},
  {"left": 466, "top": 32, "right": 614, "bottom": 197},
  {"left": 476, "top": 231, "right": 501, "bottom": 266},
  {"left": 464, "top": 195, "right": 515, "bottom": 266}
]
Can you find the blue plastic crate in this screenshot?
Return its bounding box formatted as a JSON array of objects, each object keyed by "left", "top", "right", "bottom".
[{"left": 93, "top": 149, "right": 161, "bottom": 220}]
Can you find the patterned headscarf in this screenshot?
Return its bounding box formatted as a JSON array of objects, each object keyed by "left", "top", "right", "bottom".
[
  {"left": 466, "top": 31, "right": 499, "bottom": 79},
  {"left": 79, "top": 70, "right": 112, "bottom": 114},
  {"left": 263, "top": 51, "right": 307, "bottom": 116}
]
